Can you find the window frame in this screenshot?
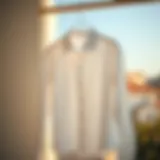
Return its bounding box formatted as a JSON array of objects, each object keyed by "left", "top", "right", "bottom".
[{"left": 39, "top": 0, "right": 155, "bottom": 14}]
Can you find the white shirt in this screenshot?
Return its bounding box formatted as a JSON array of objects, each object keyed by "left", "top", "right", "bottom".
[{"left": 43, "top": 29, "right": 136, "bottom": 160}]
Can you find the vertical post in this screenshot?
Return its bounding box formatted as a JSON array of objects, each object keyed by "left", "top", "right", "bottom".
[
  {"left": 38, "top": 0, "right": 57, "bottom": 160},
  {"left": 40, "top": 0, "right": 57, "bottom": 51}
]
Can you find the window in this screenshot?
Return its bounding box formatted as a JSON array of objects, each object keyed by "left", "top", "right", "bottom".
[
  {"left": 39, "top": 0, "right": 159, "bottom": 49},
  {"left": 39, "top": 1, "right": 160, "bottom": 159}
]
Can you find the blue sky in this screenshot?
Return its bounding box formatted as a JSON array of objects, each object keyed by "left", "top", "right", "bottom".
[{"left": 54, "top": 2, "right": 160, "bottom": 76}]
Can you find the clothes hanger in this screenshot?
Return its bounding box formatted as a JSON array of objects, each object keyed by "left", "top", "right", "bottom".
[{"left": 70, "top": 0, "right": 93, "bottom": 31}]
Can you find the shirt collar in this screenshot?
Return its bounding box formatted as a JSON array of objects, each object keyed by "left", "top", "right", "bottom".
[{"left": 63, "top": 29, "right": 99, "bottom": 53}]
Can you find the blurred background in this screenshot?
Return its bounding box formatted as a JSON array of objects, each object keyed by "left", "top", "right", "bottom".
[{"left": 53, "top": 1, "right": 160, "bottom": 159}]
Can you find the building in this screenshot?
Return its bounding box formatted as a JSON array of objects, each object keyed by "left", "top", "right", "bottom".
[{"left": 127, "top": 72, "right": 159, "bottom": 123}]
